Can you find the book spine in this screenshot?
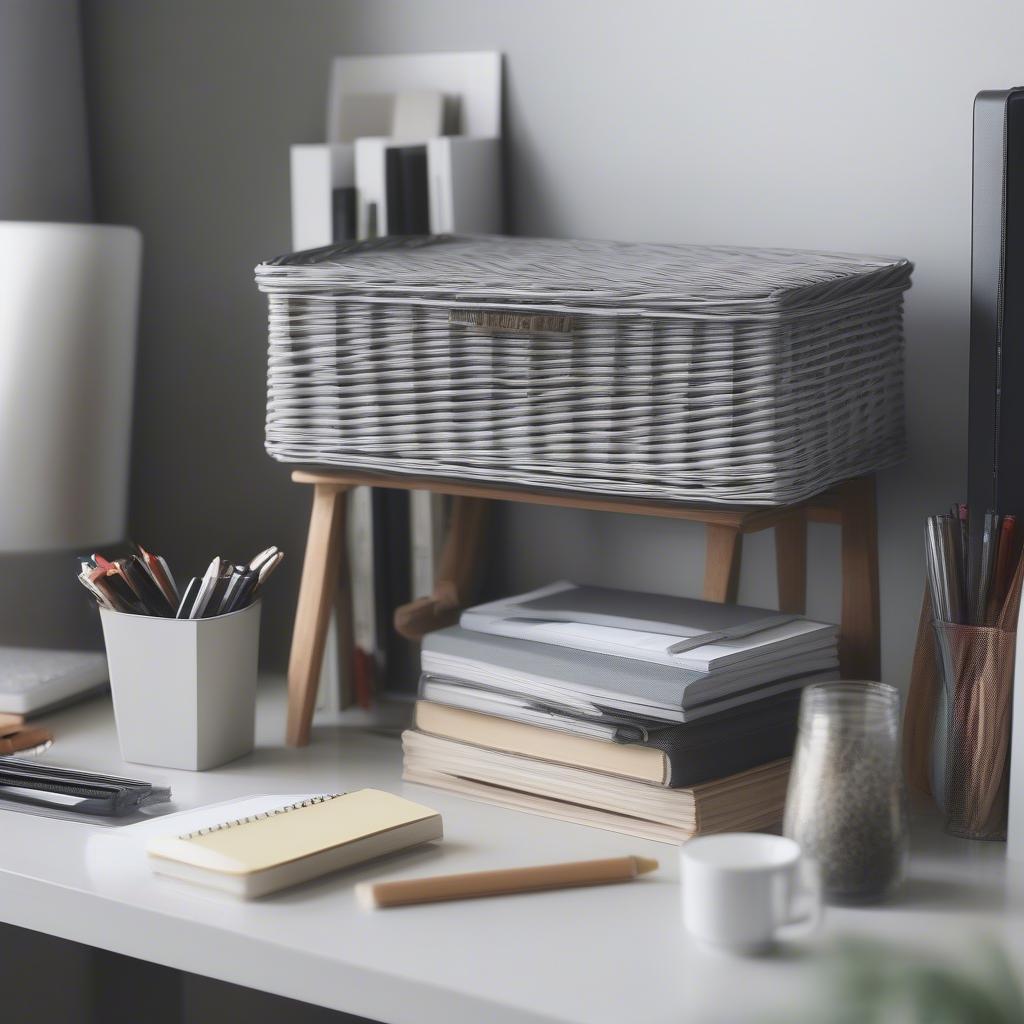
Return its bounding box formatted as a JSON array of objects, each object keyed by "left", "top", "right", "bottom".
[{"left": 348, "top": 486, "right": 377, "bottom": 708}]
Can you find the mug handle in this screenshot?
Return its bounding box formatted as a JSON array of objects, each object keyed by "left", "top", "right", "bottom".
[{"left": 776, "top": 859, "right": 823, "bottom": 939}]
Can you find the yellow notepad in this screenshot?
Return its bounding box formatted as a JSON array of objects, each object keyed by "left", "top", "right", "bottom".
[{"left": 147, "top": 790, "right": 442, "bottom": 897}]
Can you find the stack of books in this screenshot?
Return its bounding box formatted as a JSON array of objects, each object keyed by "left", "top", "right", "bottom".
[{"left": 402, "top": 582, "right": 839, "bottom": 843}]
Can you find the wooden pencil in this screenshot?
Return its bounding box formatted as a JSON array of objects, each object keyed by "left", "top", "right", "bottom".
[{"left": 357, "top": 855, "right": 659, "bottom": 909}]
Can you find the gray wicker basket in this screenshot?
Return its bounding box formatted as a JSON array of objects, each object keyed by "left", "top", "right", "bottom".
[{"left": 255, "top": 235, "right": 912, "bottom": 505}]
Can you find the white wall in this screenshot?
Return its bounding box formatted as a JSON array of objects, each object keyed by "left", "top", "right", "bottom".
[{"left": 82, "top": 0, "right": 1015, "bottom": 681}]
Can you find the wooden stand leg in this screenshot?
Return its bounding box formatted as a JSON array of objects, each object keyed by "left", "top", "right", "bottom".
[
  {"left": 775, "top": 512, "right": 808, "bottom": 614},
  {"left": 286, "top": 483, "right": 349, "bottom": 747},
  {"left": 837, "top": 476, "right": 881, "bottom": 680},
  {"left": 703, "top": 525, "right": 743, "bottom": 603}
]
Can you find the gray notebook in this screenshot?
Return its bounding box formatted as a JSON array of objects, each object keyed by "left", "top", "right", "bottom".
[
  {"left": 466, "top": 581, "right": 792, "bottom": 634},
  {"left": 460, "top": 582, "right": 835, "bottom": 670},
  {"left": 421, "top": 627, "right": 838, "bottom": 722}
]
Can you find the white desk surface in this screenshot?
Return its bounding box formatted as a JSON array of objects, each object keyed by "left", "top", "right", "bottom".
[{"left": 0, "top": 684, "right": 1020, "bottom": 1024}]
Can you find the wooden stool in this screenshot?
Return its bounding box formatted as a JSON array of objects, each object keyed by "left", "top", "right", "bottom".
[{"left": 284, "top": 470, "right": 880, "bottom": 746}]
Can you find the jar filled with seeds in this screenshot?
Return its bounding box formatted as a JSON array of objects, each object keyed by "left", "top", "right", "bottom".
[{"left": 783, "top": 681, "right": 908, "bottom": 904}]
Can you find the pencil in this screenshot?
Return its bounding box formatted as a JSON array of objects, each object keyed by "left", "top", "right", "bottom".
[
  {"left": 974, "top": 511, "right": 997, "bottom": 624},
  {"left": 987, "top": 514, "right": 1017, "bottom": 623},
  {"left": 356, "top": 855, "right": 659, "bottom": 909}
]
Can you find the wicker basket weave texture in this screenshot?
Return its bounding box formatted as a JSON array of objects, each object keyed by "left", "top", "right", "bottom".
[{"left": 255, "top": 236, "right": 912, "bottom": 505}]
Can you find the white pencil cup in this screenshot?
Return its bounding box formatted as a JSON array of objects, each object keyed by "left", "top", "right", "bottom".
[{"left": 99, "top": 601, "right": 261, "bottom": 771}]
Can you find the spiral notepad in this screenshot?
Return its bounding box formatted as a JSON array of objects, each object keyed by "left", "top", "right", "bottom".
[
  {"left": 146, "top": 789, "right": 442, "bottom": 898},
  {"left": 176, "top": 794, "right": 343, "bottom": 839}
]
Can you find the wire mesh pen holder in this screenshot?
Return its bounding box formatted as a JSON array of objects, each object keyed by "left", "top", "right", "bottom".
[{"left": 931, "top": 621, "right": 1015, "bottom": 840}]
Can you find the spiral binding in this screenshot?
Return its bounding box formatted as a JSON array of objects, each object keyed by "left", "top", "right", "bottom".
[{"left": 179, "top": 794, "right": 344, "bottom": 840}]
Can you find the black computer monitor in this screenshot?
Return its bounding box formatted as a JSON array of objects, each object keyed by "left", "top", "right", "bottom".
[{"left": 968, "top": 88, "right": 1024, "bottom": 519}]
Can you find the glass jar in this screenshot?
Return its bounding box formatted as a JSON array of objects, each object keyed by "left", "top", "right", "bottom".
[
  {"left": 783, "top": 681, "right": 908, "bottom": 904},
  {"left": 931, "top": 621, "right": 1014, "bottom": 840}
]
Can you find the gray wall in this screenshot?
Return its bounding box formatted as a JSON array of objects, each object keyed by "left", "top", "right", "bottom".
[
  {"left": 0, "top": 0, "right": 96, "bottom": 652},
  {"left": 80, "top": 0, "right": 1013, "bottom": 683},
  {"left": 0, "top": 0, "right": 91, "bottom": 220}
]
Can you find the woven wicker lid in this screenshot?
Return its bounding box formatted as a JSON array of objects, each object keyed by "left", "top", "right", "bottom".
[{"left": 255, "top": 234, "right": 912, "bottom": 316}]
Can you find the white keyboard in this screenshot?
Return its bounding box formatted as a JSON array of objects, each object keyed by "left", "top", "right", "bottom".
[{"left": 0, "top": 648, "right": 108, "bottom": 714}]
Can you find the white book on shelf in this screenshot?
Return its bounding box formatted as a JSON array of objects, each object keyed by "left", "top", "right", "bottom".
[
  {"left": 331, "top": 92, "right": 394, "bottom": 142},
  {"left": 392, "top": 90, "right": 445, "bottom": 141},
  {"left": 410, "top": 491, "right": 447, "bottom": 598},
  {"left": 290, "top": 143, "right": 354, "bottom": 251},
  {"left": 316, "top": 607, "right": 343, "bottom": 714},
  {"left": 427, "top": 136, "right": 503, "bottom": 234},
  {"left": 348, "top": 485, "right": 377, "bottom": 690},
  {"left": 327, "top": 52, "right": 501, "bottom": 141}
]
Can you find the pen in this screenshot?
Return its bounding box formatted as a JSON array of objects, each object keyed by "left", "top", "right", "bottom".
[
  {"left": 119, "top": 556, "right": 175, "bottom": 616},
  {"left": 156, "top": 556, "right": 179, "bottom": 601},
  {"left": 218, "top": 567, "right": 255, "bottom": 615},
  {"left": 137, "top": 544, "right": 180, "bottom": 607},
  {"left": 987, "top": 513, "right": 1015, "bottom": 622},
  {"left": 940, "top": 514, "right": 965, "bottom": 624},
  {"left": 253, "top": 550, "right": 284, "bottom": 592},
  {"left": 100, "top": 566, "right": 147, "bottom": 615},
  {"left": 175, "top": 578, "right": 202, "bottom": 619},
  {"left": 77, "top": 545, "right": 282, "bottom": 615},
  {"left": 188, "top": 557, "right": 225, "bottom": 619},
  {"left": 249, "top": 546, "right": 279, "bottom": 573},
  {"left": 957, "top": 503, "right": 969, "bottom": 563},
  {"left": 201, "top": 562, "right": 235, "bottom": 618},
  {"left": 78, "top": 571, "right": 114, "bottom": 609},
  {"left": 925, "top": 516, "right": 952, "bottom": 623},
  {"left": 356, "top": 855, "right": 659, "bottom": 909},
  {"left": 234, "top": 569, "right": 261, "bottom": 610},
  {"left": 976, "top": 510, "right": 997, "bottom": 624}
]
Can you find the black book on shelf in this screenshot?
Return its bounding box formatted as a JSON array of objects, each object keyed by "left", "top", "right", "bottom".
[
  {"left": 331, "top": 186, "right": 357, "bottom": 242},
  {"left": 399, "top": 146, "right": 429, "bottom": 235},
  {"left": 372, "top": 489, "right": 417, "bottom": 697},
  {"left": 384, "top": 145, "right": 429, "bottom": 236},
  {"left": 384, "top": 146, "right": 406, "bottom": 235}
]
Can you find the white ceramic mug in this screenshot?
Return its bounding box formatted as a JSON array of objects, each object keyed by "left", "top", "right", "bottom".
[{"left": 680, "top": 833, "right": 821, "bottom": 953}]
